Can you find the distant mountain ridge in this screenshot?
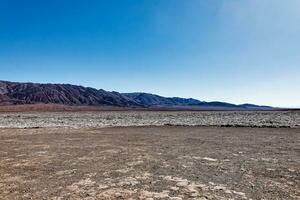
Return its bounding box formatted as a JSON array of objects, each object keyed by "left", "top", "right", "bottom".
[
  {"left": 122, "top": 93, "right": 202, "bottom": 106},
  {"left": 123, "top": 93, "right": 272, "bottom": 109},
  {"left": 0, "top": 80, "right": 272, "bottom": 110}
]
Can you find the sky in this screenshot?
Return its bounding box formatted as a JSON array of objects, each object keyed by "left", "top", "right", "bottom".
[{"left": 0, "top": 0, "right": 299, "bottom": 107}]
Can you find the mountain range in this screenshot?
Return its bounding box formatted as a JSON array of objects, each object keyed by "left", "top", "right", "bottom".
[{"left": 0, "top": 80, "right": 272, "bottom": 110}]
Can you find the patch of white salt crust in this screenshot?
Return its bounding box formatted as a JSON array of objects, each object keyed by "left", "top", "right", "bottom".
[{"left": 0, "top": 111, "right": 298, "bottom": 128}]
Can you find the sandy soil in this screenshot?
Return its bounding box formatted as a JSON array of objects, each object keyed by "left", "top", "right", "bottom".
[
  {"left": 0, "top": 126, "right": 299, "bottom": 199},
  {"left": 0, "top": 111, "right": 299, "bottom": 128}
]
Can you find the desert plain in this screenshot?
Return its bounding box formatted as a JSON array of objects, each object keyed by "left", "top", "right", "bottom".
[{"left": 0, "top": 111, "right": 299, "bottom": 199}]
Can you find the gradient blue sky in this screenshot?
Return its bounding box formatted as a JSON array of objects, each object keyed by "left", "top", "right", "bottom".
[{"left": 0, "top": 0, "right": 299, "bottom": 107}]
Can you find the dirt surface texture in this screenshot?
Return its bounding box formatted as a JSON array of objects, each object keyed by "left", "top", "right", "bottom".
[
  {"left": 0, "top": 126, "right": 299, "bottom": 199},
  {"left": 0, "top": 111, "right": 299, "bottom": 129}
]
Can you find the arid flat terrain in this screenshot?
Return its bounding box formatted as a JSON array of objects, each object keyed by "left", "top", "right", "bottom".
[
  {"left": 0, "top": 126, "right": 299, "bottom": 199},
  {"left": 0, "top": 111, "right": 299, "bottom": 128}
]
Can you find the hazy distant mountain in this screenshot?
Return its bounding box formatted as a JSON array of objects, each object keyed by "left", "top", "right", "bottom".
[
  {"left": 238, "top": 103, "right": 273, "bottom": 110},
  {"left": 122, "top": 93, "right": 202, "bottom": 106},
  {"left": 0, "top": 80, "right": 273, "bottom": 110},
  {"left": 123, "top": 93, "right": 273, "bottom": 109}
]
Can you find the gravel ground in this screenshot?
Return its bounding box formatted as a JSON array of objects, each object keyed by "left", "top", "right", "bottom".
[
  {"left": 0, "top": 111, "right": 299, "bottom": 128},
  {"left": 0, "top": 126, "right": 299, "bottom": 199}
]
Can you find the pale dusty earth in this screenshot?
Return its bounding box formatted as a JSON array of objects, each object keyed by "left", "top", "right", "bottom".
[
  {"left": 0, "top": 125, "right": 299, "bottom": 199},
  {"left": 0, "top": 111, "right": 299, "bottom": 128}
]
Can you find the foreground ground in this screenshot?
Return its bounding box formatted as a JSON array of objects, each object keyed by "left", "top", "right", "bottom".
[{"left": 0, "top": 126, "right": 299, "bottom": 199}]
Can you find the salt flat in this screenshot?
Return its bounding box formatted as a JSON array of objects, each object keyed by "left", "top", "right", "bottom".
[
  {"left": 0, "top": 111, "right": 299, "bottom": 199},
  {"left": 0, "top": 111, "right": 299, "bottom": 128}
]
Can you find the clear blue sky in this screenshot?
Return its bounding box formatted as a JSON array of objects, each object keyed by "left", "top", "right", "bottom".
[{"left": 0, "top": 0, "right": 299, "bottom": 107}]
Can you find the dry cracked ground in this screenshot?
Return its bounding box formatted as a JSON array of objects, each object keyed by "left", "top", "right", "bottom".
[
  {"left": 0, "top": 126, "right": 299, "bottom": 199},
  {"left": 0, "top": 111, "right": 299, "bottom": 129}
]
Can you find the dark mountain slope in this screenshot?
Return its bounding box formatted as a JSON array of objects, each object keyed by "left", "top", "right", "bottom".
[{"left": 0, "top": 81, "right": 139, "bottom": 107}]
